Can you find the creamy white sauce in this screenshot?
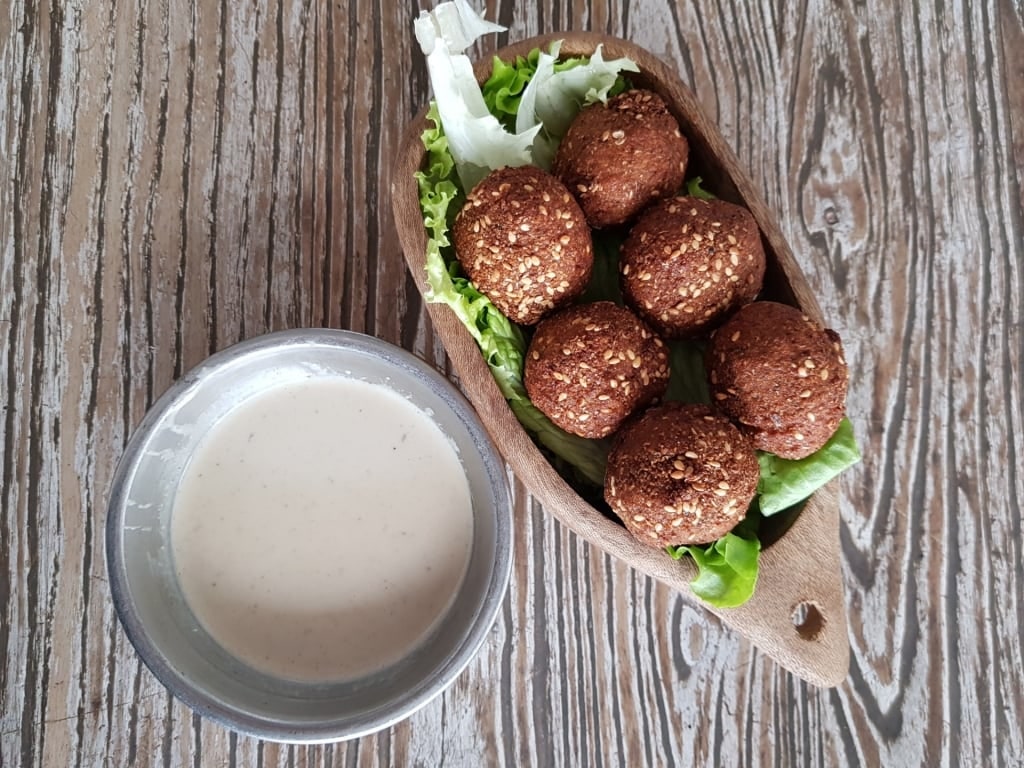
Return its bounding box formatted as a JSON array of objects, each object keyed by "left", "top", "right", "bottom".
[{"left": 170, "top": 376, "right": 474, "bottom": 682}]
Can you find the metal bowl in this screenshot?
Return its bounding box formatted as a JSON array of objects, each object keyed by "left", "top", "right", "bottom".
[{"left": 105, "top": 329, "right": 513, "bottom": 743}]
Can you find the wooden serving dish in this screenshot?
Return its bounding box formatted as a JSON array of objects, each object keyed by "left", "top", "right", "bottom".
[{"left": 392, "top": 33, "right": 850, "bottom": 687}]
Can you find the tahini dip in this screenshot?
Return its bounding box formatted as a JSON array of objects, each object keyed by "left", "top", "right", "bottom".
[{"left": 170, "top": 376, "right": 474, "bottom": 682}]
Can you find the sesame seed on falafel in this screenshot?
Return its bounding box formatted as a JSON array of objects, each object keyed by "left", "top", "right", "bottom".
[
  {"left": 605, "top": 402, "right": 760, "bottom": 547},
  {"left": 524, "top": 301, "right": 670, "bottom": 439},
  {"left": 453, "top": 165, "right": 593, "bottom": 325},
  {"left": 706, "top": 301, "right": 849, "bottom": 459},
  {"left": 620, "top": 196, "right": 766, "bottom": 339},
  {"left": 553, "top": 89, "right": 689, "bottom": 229}
]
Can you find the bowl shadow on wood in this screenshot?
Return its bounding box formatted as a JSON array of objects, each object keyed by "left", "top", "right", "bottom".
[{"left": 391, "top": 32, "right": 849, "bottom": 687}]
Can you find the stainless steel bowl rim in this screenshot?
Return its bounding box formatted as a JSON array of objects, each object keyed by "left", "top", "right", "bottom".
[{"left": 105, "top": 328, "right": 513, "bottom": 743}]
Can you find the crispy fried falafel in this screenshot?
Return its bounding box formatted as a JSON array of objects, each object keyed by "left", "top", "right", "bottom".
[
  {"left": 706, "top": 301, "right": 849, "bottom": 459},
  {"left": 452, "top": 165, "right": 593, "bottom": 325},
  {"left": 552, "top": 89, "right": 689, "bottom": 229},
  {"left": 605, "top": 402, "right": 760, "bottom": 547},
  {"left": 524, "top": 301, "right": 670, "bottom": 438},
  {"left": 620, "top": 196, "right": 766, "bottom": 338}
]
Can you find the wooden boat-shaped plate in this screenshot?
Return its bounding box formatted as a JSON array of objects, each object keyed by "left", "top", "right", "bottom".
[{"left": 392, "top": 33, "right": 849, "bottom": 687}]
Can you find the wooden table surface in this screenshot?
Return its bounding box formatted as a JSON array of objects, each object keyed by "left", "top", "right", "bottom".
[{"left": 3, "top": 0, "right": 1022, "bottom": 765}]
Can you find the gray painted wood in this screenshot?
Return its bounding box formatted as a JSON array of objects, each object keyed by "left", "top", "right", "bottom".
[{"left": 2, "top": 0, "right": 1022, "bottom": 765}]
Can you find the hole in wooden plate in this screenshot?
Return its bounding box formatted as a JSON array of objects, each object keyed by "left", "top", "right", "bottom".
[{"left": 791, "top": 601, "right": 825, "bottom": 641}]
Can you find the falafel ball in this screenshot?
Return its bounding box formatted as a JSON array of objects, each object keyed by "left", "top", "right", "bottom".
[
  {"left": 605, "top": 402, "right": 759, "bottom": 547},
  {"left": 552, "top": 89, "right": 689, "bottom": 229},
  {"left": 452, "top": 165, "right": 593, "bottom": 325},
  {"left": 524, "top": 301, "right": 670, "bottom": 438},
  {"left": 619, "top": 196, "right": 766, "bottom": 338},
  {"left": 706, "top": 301, "right": 849, "bottom": 459}
]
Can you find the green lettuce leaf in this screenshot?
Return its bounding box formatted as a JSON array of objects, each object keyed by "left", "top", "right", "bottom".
[
  {"left": 686, "top": 176, "right": 716, "bottom": 200},
  {"left": 482, "top": 48, "right": 588, "bottom": 131},
  {"left": 757, "top": 417, "right": 861, "bottom": 515},
  {"left": 668, "top": 516, "right": 760, "bottom": 608},
  {"left": 482, "top": 53, "right": 537, "bottom": 130}
]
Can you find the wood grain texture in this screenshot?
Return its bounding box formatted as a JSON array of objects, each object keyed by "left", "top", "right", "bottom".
[{"left": 2, "top": 0, "right": 1022, "bottom": 766}]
